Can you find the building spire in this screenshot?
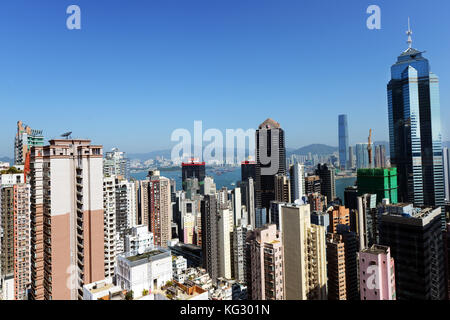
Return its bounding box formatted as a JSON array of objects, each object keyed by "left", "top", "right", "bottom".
[{"left": 406, "top": 17, "right": 413, "bottom": 49}]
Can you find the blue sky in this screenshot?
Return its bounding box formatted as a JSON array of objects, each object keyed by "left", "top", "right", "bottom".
[{"left": 0, "top": 0, "right": 449, "bottom": 157}]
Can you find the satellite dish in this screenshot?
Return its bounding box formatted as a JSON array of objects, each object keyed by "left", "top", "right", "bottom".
[
  {"left": 61, "top": 132, "right": 72, "bottom": 139},
  {"left": 138, "top": 247, "right": 145, "bottom": 255}
]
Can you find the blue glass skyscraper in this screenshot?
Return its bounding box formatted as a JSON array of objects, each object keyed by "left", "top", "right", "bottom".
[
  {"left": 387, "top": 24, "right": 445, "bottom": 210},
  {"left": 338, "top": 114, "right": 349, "bottom": 170}
]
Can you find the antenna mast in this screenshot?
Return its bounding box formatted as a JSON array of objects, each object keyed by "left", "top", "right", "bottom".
[{"left": 406, "top": 17, "right": 413, "bottom": 49}]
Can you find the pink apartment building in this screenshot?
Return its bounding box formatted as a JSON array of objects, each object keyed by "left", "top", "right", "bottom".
[{"left": 359, "top": 244, "right": 396, "bottom": 300}]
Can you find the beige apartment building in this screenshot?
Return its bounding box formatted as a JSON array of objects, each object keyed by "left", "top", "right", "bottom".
[
  {"left": 281, "top": 203, "right": 327, "bottom": 300},
  {"left": 149, "top": 173, "right": 172, "bottom": 248},
  {"left": 29, "top": 139, "right": 105, "bottom": 300}
]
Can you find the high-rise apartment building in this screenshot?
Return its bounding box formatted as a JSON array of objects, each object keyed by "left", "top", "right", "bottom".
[
  {"left": 374, "top": 145, "right": 387, "bottom": 168},
  {"left": 29, "top": 139, "right": 105, "bottom": 300},
  {"left": 274, "top": 174, "right": 290, "bottom": 203},
  {"left": 305, "top": 175, "right": 321, "bottom": 195},
  {"left": 149, "top": 173, "right": 172, "bottom": 248},
  {"left": 281, "top": 203, "right": 327, "bottom": 300},
  {"left": 256, "top": 119, "right": 286, "bottom": 214},
  {"left": 289, "top": 162, "right": 305, "bottom": 202},
  {"left": 327, "top": 205, "right": 350, "bottom": 233},
  {"left": 245, "top": 224, "right": 284, "bottom": 300},
  {"left": 326, "top": 233, "right": 346, "bottom": 300},
  {"left": 307, "top": 193, "right": 326, "bottom": 212},
  {"left": 217, "top": 207, "right": 232, "bottom": 279},
  {"left": 201, "top": 194, "right": 219, "bottom": 281},
  {"left": 14, "top": 121, "right": 44, "bottom": 166},
  {"left": 336, "top": 224, "right": 360, "bottom": 300},
  {"left": 379, "top": 203, "right": 446, "bottom": 299},
  {"left": 359, "top": 244, "right": 396, "bottom": 300},
  {"left": 348, "top": 146, "right": 355, "bottom": 169},
  {"left": 239, "top": 178, "right": 255, "bottom": 228},
  {"left": 356, "top": 194, "right": 378, "bottom": 250},
  {"left": 387, "top": 32, "right": 445, "bottom": 209},
  {"left": 338, "top": 115, "right": 349, "bottom": 170},
  {"left": 231, "top": 225, "right": 249, "bottom": 283},
  {"left": 315, "top": 164, "right": 336, "bottom": 203},
  {"left": 102, "top": 176, "right": 117, "bottom": 279},
  {"left": 444, "top": 147, "right": 450, "bottom": 202},
  {"left": 231, "top": 187, "right": 242, "bottom": 226},
  {"left": 0, "top": 183, "right": 31, "bottom": 300},
  {"left": 103, "top": 148, "right": 130, "bottom": 180}
]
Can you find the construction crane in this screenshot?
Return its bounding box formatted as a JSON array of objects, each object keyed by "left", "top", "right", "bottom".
[{"left": 368, "top": 129, "right": 373, "bottom": 168}]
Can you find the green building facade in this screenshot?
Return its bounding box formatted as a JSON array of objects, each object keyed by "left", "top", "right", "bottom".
[{"left": 357, "top": 168, "right": 398, "bottom": 204}]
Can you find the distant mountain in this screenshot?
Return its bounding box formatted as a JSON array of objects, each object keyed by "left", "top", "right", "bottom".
[
  {"left": 0, "top": 157, "right": 13, "bottom": 164},
  {"left": 289, "top": 144, "right": 338, "bottom": 156}
]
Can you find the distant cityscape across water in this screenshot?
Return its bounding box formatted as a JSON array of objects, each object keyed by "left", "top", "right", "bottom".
[{"left": 131, "top": 168, "right": 357, "bottom": 202}]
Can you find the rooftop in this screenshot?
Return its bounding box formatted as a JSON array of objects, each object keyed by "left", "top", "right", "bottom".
[
  {"left": 125, "top": 249, "right": 167, "bottom": 262},
  {"left": 258, "top": 118, "right": 281, "bottom": 130}
]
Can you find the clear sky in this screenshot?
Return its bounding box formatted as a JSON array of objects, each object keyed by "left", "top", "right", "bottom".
[{"left": 0, "top": 0, "right": 449, "bottom": 157}]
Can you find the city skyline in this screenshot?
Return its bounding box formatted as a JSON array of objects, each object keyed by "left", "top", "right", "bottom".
[{"left": 1, "top": 0, "right": 449, "bottom": 157}]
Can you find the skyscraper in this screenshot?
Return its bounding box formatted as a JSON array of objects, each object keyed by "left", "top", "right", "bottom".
[
  {"left": 327, "top": 205, "right": 350, "bottom": 233},
  {"left": 231, "top": 225, "right": 249, "bottom": 283},
  {"left": 289, "top": 162, "right": 305, "bottom": 202},
  {"left": 336, "top": 224, "right": 360, "bottom": 300},
  {"left": 359, "top": 245, "right": 396, "bottom": 300},
  {"left": 0, "top": 183, "right": 30, "bottom": 300},
  {"left": 201, "top": 194, "right": 219, "bottom": 281},
  {"left": 338, "top": 115, "right": 349, "bottom": 170},
  {"left": 379, "top": 203, "right": 446, "bottom": 300},
  {"left": 14, "top": 121, "right": 44, "bottom": 166},
  {"left": 374, "top": 144, "right": 387, "bottom": 168},
  {"left": 239, "top": 178, "right": 255, "bottom": 228},
  {"left": 348, "top": 146, "right": 355, "bottom": 169},
  {"left": 355, "top": 143, "right": 373, "bottom": 169},
  {"left": 103, "top": 176, "right": 117, "bottom": 278},
  {"left": 217, "top": 206, "right": 232, "bottom": 279},
  {"left": 326, "top": 233, "right": 347, "bottom": 300},
  {"left": 315, "top": 163, "right": 336, "bottom": 203},
  {"left": 241, "top": 160, "right": 256, "bottom": 182},
  {"left": 305, "top": 175, "right": 321, "bottom": 195},
  {"left": 274, "top": 174, "right": 290, "bottom": 203},
  {"left": 149, "top": 173, "right": 172, "bottom": 248},
  {"left": 281, "top": 203, "right": 327, "bottom": 300},
  {"left": 29, "top": 139, "right": 105, "bottom": 300},
  {"left": 245, "top": 224, "right": 284, "bottom": 300},
  {"left": 256, "top": 118, "right": 286, "bottom": 215},
  {"left": 182, "top": 159, "right": 206, "bottom": 192},
  {"left": 356, "top": 194, "right": 378, "bottom": 250},
  {"left": 444, "top": 147, "right": 450, "bottom": 202},
  {"left": 103, "top": 148, "right": 130, "bottom": 180},
  {"left": 387, "top": 24, "right": 445, "bottom": 209}
]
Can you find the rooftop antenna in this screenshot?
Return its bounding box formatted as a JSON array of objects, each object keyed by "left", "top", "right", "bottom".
[
  {"left": 406, "top": 17, "right": 413, "bottom": 49},
  {"left": 61, "top": 132, "right": 72, "bottom": 139}
]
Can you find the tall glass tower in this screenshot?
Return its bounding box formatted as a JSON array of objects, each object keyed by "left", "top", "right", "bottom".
[
  {"left": 255, "top": 118, "right": 286, "bottom": 214},
  {"left": 387, "top": 22, "right": 445, "bottom": 210},
  {"left": 338, "top": 115, "right": 349, "bottom": 170}
]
